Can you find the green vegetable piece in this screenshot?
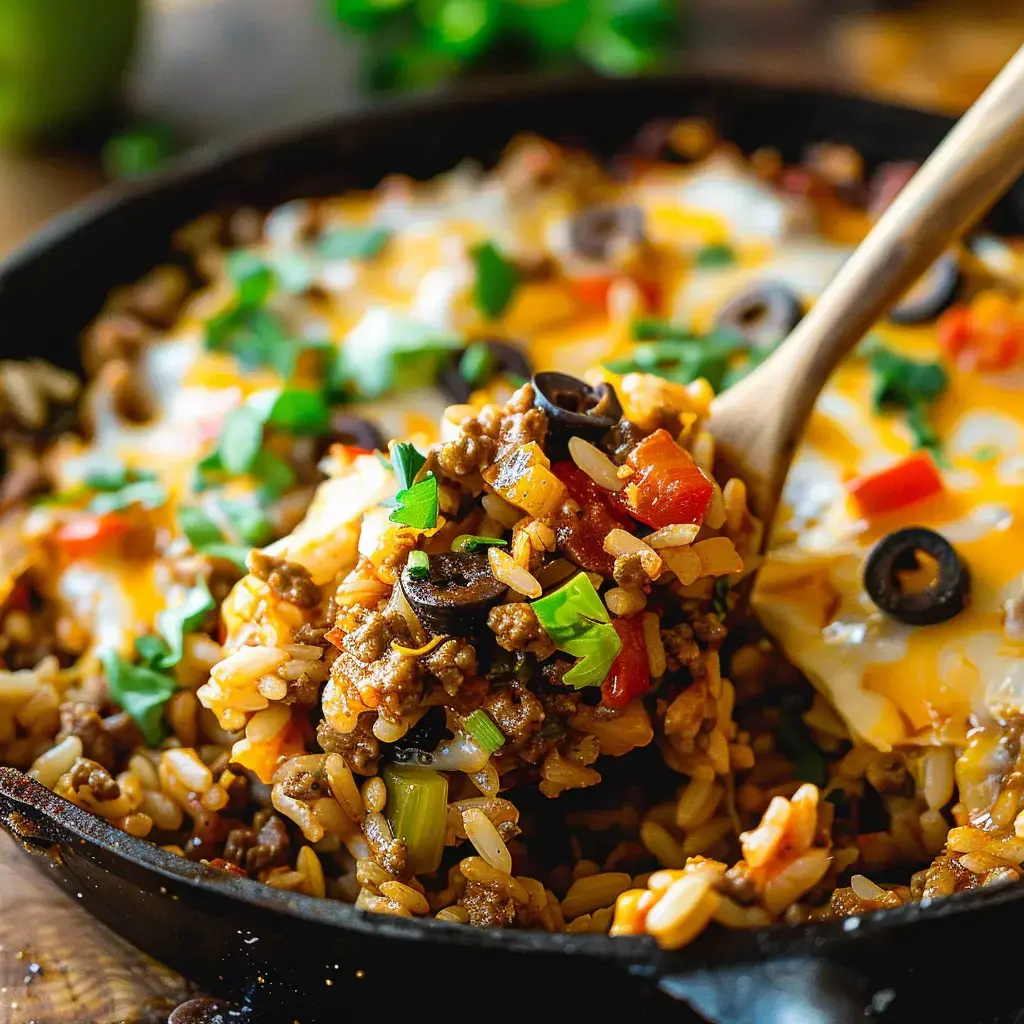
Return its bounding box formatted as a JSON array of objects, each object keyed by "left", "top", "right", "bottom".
[
  {"left": 101, "top": 648, "right": 176, "bottom": 746},
  {"left": 463, "top": 708, "right": 504, "bottom": 753},
  {"left": 423, "top": 0, "right": 500, "bottom": 59},
  {"left": 712, "top": 577, "right": 730, "bottom": 618},
  {"left": 531, "top": 573, "right": 621, "bottom": 688},
  {"left": 156, "top": 578, "right": 215, "bottom": 670},
  {"left": 318, "top": 225, "right": 392, "bottom": 261},
  {"left": 134, "top": 634, "right": 171, "bottom": 668},
  {"left": 219, "top": 498, "right": 274, "bottom": 548},
  {"left": 407, "top": 550, "right": 430, "bottom": 580},
  {"left": 695, "top": 243, "right": 736, "bottom": 268},
  {"left": 382, "top": 762, "right": 449, "bottom": 875},
  {"left": 265, "top": 389, "right": 331, "bottom": 436},
  {"left": 450, "top": 534, "right": 507, "bottom": 554},
  {"left": 218, "top": 406, "right": 266, "bottom": 475},
  {"left": 177, "top": 506, "right": 224, "bottom": 549},
  {"left": 389, "top": 475, "right": 439, "bottom": 530},
  {"left": 197, "top": 543, "right": 252, "bottom": 572},
  {"left": 251, "top": 449, "right": 297, "bottom": 501},
  {"left": 391, "top": 442, "right": 427, "bottom": 491},
  {"left": 472, "top": 240, "right": 520, "bottom": 319},
  {"left": 81, "top": 460, "right": 129, "bottom": 492},
  {"left": 204, "top": 306, "right": 293, "bottom": 374},
  {"left": 102, "top": 122, "right": 177, "bottom": 181},
  {"left": 869, "top": 344, "right": 949, "bottom": 456},
  {"left": 777, "top": 706, "right": 828, "bottom": 787},
  {"left": 87, "top": 479, "right": 168, "bottom": 514},
  {"left": 607, "top": 330, "right": 748, "bottom": 393},
  {"left": 226, "top": 251, "right": 276, "bottom": 307},
  {"left": 459, "top": 341, "right": 496, "bottom": 388},
  {"left": 271, "top": 252, "right": 317, "bottom": 294}
]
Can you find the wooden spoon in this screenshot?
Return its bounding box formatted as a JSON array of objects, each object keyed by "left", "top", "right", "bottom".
[{"left": 707, "top": 43, "right": 1024, "bottom": 529}]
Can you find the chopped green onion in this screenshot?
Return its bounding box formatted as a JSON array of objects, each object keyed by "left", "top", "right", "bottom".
[
  {"left": 471, "top": 240, "right": 520, "bottom": 319},
  {"left": 407, "top": 550, "right": 430, "bottom": 580},
  {"left": 450, "top": 534, "right": 507, "bottom": 554},
  {"left": 694, "top": 243, "right": 736, "bottom": 269},
  {"left": 389, "top": 475, "right": 439, "bottom": 530},
  {"left": 382, "top": 762, "right": 449, "bottom": 875},
  {"left": 531, "top": 573, "right": 621, "bottom": 689},
  {"left": 463, "top": 709, "right": 504, "bottom": 754},
  {"left": 390, "top": 442, "right": 427, "bottom": 491},
  {"left": 458, "top": 342, "right": 496, "bottom": 388},
  {"left": 102, "top": 121, "right": 176, "bottom": 181},
  {"left": 318, "top": 225, "right": 392, "bottom": 261},
  {"left": 101, "top": 648, "right": 176, "bottom": 746}
]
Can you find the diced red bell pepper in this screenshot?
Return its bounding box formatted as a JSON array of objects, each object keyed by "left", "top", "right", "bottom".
[
  {"left": 54, "top": 512, "right": 132, "bottom": 560},
  {"left": 847, "top": 451, "right": 943, "bottom": 519},
  {"left": 207, "top": 857, "right": 248, "bottom": 877},
  {"left": 938, "top": 302, "right": 1023, "bottom": 372},
  {"left": 571, "top": 273, "right": 661, "bottom": 315},
  {"left": 602, "top": 616, "right": 651, "bottom": 709},
  {"left": 552, "top": 462, "right": 635, "bottom": 531},
  {"left": 621, "top": 429, "right": 713, "bottom": 529}
]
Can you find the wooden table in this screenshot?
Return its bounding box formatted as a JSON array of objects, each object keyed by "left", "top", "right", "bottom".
[{"left": 0, "top": 1, "right": 1021, "bottom": 1021}]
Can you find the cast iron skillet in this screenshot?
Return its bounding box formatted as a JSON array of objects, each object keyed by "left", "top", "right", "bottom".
[{"left": 1, "top": 74, "right": 1023, "bottom": 1024}]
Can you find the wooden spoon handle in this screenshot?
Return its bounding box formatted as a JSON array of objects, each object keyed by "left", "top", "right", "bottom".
[{"left": 710, "top": 43, "right": 1024, "bottom": 519}]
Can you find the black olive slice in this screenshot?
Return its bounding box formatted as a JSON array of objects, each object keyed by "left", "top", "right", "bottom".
[
  {"left": 569, "top": 204, "right": 646, "bottom": 263},
  {"left": 864, "top": 527, "right": 969, "bottom": 626},
  {"left": 439, "top": 339, "right": 533, "bottom": 404},
  {"left": 392, "top": 705, "right": 451, "bottom": 755},
  {"left": 400, "top": 552, "right": 508, "bottom": 637},
  {"left": 329, "top": 413, "right": 385, "bottom": 452},
  {"left": 713, "top": 283, "right": 803, "bottom": 349},
  {"left": 888, "top": 253, "right": 961, "bottom": 325},
  {"left": 532, "top": 371, "right": 621, "bottom": 460}
]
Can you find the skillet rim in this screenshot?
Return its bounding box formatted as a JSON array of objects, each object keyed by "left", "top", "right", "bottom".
[{"left": 0, "top": 70, "right": 1019, "bottom": 973}]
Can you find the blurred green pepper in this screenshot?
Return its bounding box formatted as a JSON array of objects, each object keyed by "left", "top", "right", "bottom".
[{"left": 0, "top": 0, "right": 140, "bottom": 144}]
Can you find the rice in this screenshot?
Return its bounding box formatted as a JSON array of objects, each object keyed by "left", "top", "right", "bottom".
[
  {"left": 850, "top": 874, "right": 886, "bottom": 900},
  {"left": 640, "top": 820, "right": 687, "bottom": 869},
  {"left": 462, "top": 807, "right": 513, "bottom": 873},
  {"left": 605, "top": 586, "right": 646, "bottom": 616},
  {"left": 488, "top": 545, "right": 542, "bottom": 598},
  {"left": 603, "top": 530, "right": 662, "bottom": 578},
  {"left": 644, "top": 873, "right": 720, "bottom": 949},
  {"left": 361, "top": 776, "right": 387, "bottom": 814},
  {"left": 561, "top": 872, "right": 632, "bottom": 920},
  {"left": 29, "top": 735, "right": 83, "bottom": 788},
  {"left": 379, "top": 880, "right": 430, "bottom": 915},
  {"left": 568, "top": 436, "right": 624, "bottom": 491},
  {"left": 210, "top": 645, "right": 290, "bottom": 686},
  {"left": 645, "top": 524, "right": 701, "bottom": 548},
  {"left": 481, "top": 492, "right": 523, "bottom": 529}
]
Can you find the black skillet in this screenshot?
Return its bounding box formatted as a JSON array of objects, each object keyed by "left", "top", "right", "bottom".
[{"left": 2, "top": 74, "right": 1023, "bottom": 1024}]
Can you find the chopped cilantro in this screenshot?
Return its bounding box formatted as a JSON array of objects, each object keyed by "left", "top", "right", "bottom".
[
  {"left": 472, "top": 241, "right": 520, "bottom": 319},
  {"left": 101, "top": 648, "right": 177, "bottom": 746},
  {"left": 390, "top": 442, "right": 427, "bottom": 491},
  {"left": 218, "top": 497, "right": 274, "bottom": 547},
  {"left": 459, "top": 342, "right": 496, "bottom": 388},
  {"left": 606, "top": 327, "right": 749, "bottom": 393},
  {"left": 868, "top": 344, "right": 949, "bottom": 458},
  {"left": 318, "top": 225, "right": 392, "bottom": 261},
  {"left": 389, "top": 475, "right": 439, "bottom": 530},
  {"left": 87, "top": 478, "right": 168, "bottom": 514},
  {"left": 219, "top": 405, "right": 266, "bottom": 475},
  {"left": 156, "top": 579, "right": 215, "bottom": 669},
  {"left": 694, "top": 243, "right": 736, "bottom": 268},
  {"left": 226, "top": 251, "right": 276, "bottom": 307},
  {"left": 177, "top": 503, "right": 251, "bottom": 572},
  {"left": 264, "top": 389, "right": 330, "bottom": 436}
]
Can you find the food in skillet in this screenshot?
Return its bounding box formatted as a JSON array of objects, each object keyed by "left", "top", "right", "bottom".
[{"left": 4, "top": 124, "right": 1024, "bottom": 950}]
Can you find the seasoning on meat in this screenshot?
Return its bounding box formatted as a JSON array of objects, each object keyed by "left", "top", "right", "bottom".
[
  {"left": 488, "top": 603, "right": 555, "bottom": 657},
  {"left": 247, "top": 551, "right": 322, "bottom": 608}
]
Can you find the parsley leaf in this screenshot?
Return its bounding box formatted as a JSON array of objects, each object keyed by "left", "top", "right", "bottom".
[
  {"left": 264, "top": 389, "right": 330, "bottom": 436},
  {"left": 695, "top": 243, "right": 736, "bottom": 268},
  {"left": 226, "top": 251, "right": 276, "bottom": 307},
  {"left": 219, "top": 406, "right": 266, "bottom": 475},
  {"left": 459, "top": 342, "right": 496, "bottom": 388},
  {"left": 472, "top": 240, "right": 520, "bottom": 319},
  {"left": 177, "top": 505, "right": 224, "bottom": 549},
  {"left": 391, "top": 442, "right": 427, "bottom": 491},
  {"left": 869, "top": 344, "right": 949, "bottom": 457},
  {"left": 218, "top": 497, "right": 274, "bottom": 547},
  {"left": 156, "top": 579, "right": 215, "bottom": 669},
  {"left": 606, "top": 328, "right": 749, "bottom": 393},
  {"left": 389, "top": 475, "right": 439, "bottom": 530},
  {"left": 318, "top": 225, "right": 392, "bottom": 261},
  {"left": 101, "top": 647, "right": 177, "bottom": 746},
  {"left": 87, "top": 478, "right": 168, "bottom": 514}
]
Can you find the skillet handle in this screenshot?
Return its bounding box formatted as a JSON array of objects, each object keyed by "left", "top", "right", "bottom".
[{"left": 655, "top": 956, "right": 874, "bottom": 1024}]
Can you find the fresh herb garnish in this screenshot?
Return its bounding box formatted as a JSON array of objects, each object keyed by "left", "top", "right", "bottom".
[
  {"left": 695, "top": 243, "right": 736, "bottom": 269},
  {"left": 219, "top": 406, "right": 267, "bottom": 475},
  {"left": 390, "top": 475, "right": 439, "bottom": 530},
  {"left": 335, "top": 310, "right": 462, "bottom": 400},
  {"left": 450, "top": 535, "right": 508, "bottom": 554},
  {"left": 472, "top": 241, "right": 520, "bottom": 320},
  {"left": 177, "top": 502, "right": 250, "bottom": 571},
  {"left": 156, "top": 579, "right": 215, "bottom": 670},
  {"left": 868, "top": 342, "right": 949, "bottom": 458},
  {"left": 974, "top": 445, "right": 1000, "bottom": 463},
  {"left": 459, "top": 342, "right": 496, "bottom": 388},
  {"left": 531, "top": 573, "right": 621, "bottom": 689},
  {"left": 102, "top": 647, "right": 177, "bottom": 746},
  {"left": 407, "top": 550, "right": 430, "bottom": 580},
  {"left": 390, "top": 442, "right": 427, "bottom": 490},
  {"left": 226, "top": 251, "right": 276, "bottom": 307},
  {"left": 318, "top": 225, "right": 392, "bottom": 261}
]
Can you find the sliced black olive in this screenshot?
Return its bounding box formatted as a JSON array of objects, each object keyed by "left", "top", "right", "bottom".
[
  {"left": 713, "top": 283, "right": 803, "bottom": 349},
  {"left": 329, "top": 412, "right": 385, "bottom": 452},
  {"left": 888, "top": 253, "right": 961, "bottom": 325},
  {"left": 864, "top": 527, "right": 969, "bottom": 626},
  {"left": 392, "top": 705, "right": 451, "bottom": 756},
  {"left": 400, "top": 552, "right": 507, "bottom": 637},
  {"left": 439, "top": 339, "right": 533, "bottom": 404},
  {"left": 569, "top": 204, "right": 645, "bottom": 263},
  {"left": 532, "top": 371, "right": 622, "bottom": 460}
]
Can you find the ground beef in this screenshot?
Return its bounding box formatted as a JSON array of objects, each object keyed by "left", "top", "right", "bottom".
[
  {"left": 496, "top": 405, "right": 548, "bottom": 462},
  {"left": 613, "top": 552, "right": 651, "bottom": 589},
  {"left": 364, "top": 813, "right": 409, "bottom": 879},
  {"left": 68, "top": 758, "right": 120, "bottom": 801},
  {"left": 293, "top": 622, "right": 329, "bottom": 646},
  {"left": 57, "top": 702, "right": 115, "bottom": 770},
  {"left": 661, "top": 624, "right": 701, "bottom": 673},
  {"left": 316, "top": 712, "right": 380, "bottom": 775},
  {"left": 718, "top": 862, "right": 758, "bottom": 905},
  {"left": 280, "top": 769, "right": 328, "bottom": 802},
  {"left": 484, "top": 684, "right": 545, "bottom": 753},
  {"left": 488, "top": 603, "right": 555, "bottom": 657},
  {"left": 223, "top": 813, "right": 291, "bottom": 874},
  {"left": 247, "top": 551, "right": 321, "bottom": 608},
  {"left": 284, "top": 671, "right": 322, "bottom": 707},
  {"left": 82, "top": 313, "right": 147, "bottom": 374},
  {"left": 422, "top": 637, "right": 477, "bottom": 693},
  {"left": 367, "top": 650, "right": 424, "bottom": 723},
  {"left": 341, "top": 610, "right": 392, "bottom": 664},
  {"left": 692, "top": 613, "right": 727, "bottom": 645},
  {"left": 434, "top": 419, "right": 498, "bottom": 479},
  {"left": 459, "top": 879, "right": 518, "bottom": 928}
]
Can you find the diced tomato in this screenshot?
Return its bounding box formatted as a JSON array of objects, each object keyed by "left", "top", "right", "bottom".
[
  {"left": 571, "top": 273, "right": 661, "bottom": 315},
  {"left": 552, "top": 462, "right": 635, "bottom": 531},
  {"left": 54, "top": 512, "right": 132, "bottom": 560},
  {"left": 207, "top": 858, "right": 248, "bottom": 877},
  {"left": 337, "top": 445, "right": 376, "bottom": 459},
  {"left": 847, "top": 452, "right": 943, "bottom": 519},
  {"left": 602, "top": 616, "right": 651, "bottom": 709},
  {"left": 938, "top": 301, "right": 1023, "bottom": 372},
  {"left": 621, "top": 429, "right": 713, "bottom": 529}
]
